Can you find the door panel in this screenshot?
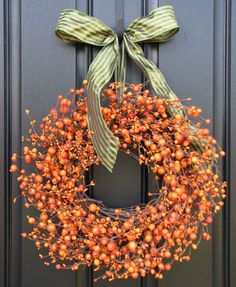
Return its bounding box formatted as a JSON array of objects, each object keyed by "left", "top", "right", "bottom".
[
  {"left": 158, "top": 1, "right": 214, "bottom": 286},
  {"left": 1, "top": 0, "right": 234, "bottom": 287},
  {"left": 0, "top": 0, "right": 5, "bottom": 286},
  {"left": 21, "top": 1, "right": 76, "bottom": 287}
]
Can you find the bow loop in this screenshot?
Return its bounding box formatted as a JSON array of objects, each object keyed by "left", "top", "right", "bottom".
[
  {"left": 56, "top": 9, "right": 116, "bottom": 46},
  {"left": 125, "top": 6, "right": 179, "bottom": 43}
]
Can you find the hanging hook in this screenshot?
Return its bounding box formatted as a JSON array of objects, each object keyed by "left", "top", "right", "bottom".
[{"left": 115, "top": 0, "right": 124, "bottom": 43}]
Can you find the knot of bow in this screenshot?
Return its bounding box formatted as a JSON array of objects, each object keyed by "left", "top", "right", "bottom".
[{"left": 55, "top": 5, "right": 181, "bottom": 172}]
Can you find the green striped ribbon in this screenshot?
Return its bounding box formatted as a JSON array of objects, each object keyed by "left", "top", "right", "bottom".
[{"left": 56, "top": 6, "right": 200, "bottom": 172}]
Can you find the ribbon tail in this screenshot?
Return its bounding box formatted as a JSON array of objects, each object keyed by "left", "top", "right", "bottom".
[
  {"left": 55, "top": 9, "right": 121, "bottom": 172},
  {"left": 114, "top": 40, "right": 126, "bottom": 101},
  {"left": 86, "top": 40, "right": 120, "bottom": 172},
  {"left": 123, "top": 35, "right": 204, "bottom": 153},
  {"left": 123, "top": 35, "right": 183, "bottom": 117}
]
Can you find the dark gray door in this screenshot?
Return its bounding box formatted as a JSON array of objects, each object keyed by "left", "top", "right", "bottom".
[{"left": 1, "top": 0, "right": 235, "bottom": 287}]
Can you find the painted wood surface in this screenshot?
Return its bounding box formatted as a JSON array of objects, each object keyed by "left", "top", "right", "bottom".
[{"left": 0, "top": 1, "right": 235, "bottom": 287}]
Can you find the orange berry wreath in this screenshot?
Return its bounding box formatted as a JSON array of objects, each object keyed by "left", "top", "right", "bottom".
[{"left": 10, "top": 82, "right": 226, "bottom": 281}]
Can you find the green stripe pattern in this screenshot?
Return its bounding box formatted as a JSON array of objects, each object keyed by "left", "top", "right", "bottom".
[
  {"left": 124, "top": 6, "right": 180, "bottom": 117},
  {"left": 56, "top": 6, "right": 200, "bottom": 172}
]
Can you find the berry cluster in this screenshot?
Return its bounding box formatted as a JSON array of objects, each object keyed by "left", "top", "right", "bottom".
[{"left": 10, "top": 82, "right": 226, "bottom": 281}]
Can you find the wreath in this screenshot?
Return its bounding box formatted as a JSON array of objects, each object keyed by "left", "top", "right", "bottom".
[{"left": 10, "top": 82, "right": 226, "bottom": 281}]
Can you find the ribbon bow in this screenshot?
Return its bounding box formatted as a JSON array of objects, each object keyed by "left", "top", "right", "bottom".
[{"left": 56, "top": 6, "right": 182, "bottom": 172}]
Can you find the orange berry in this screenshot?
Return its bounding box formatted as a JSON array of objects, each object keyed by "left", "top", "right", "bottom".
[
  {"left": 191, "top": 156, "right": 198, "bottom": 164},
  {"left": 149, "top": 224, "right": 155, "bottom": 231},
  {"left": 88, "top": 203, "right": 98, "bottom": 213},
  {"left": 93, "top": 259, "right": 100, "bottom": 266},
  {"left": 165, "top": 263, "right": 172, "bottom": 271},
  {"left": 40, "top": 213, "right": 48, "bottom": 221},
  {"left": 34, "top": 175, "right": 43, "bottom": 184},
  {"left": 47, "top": 223, "right": 56, "bottom": 233},
  {"left": 150, "top": 144, "right": 157, "bottom": 151},
  {"left": 175, "top": 133, "right": 184, "bottom": 143},
  {"left": 175, "top": 150, "right": 184, "bottom": 160},
  {"left": 10, "top": 164, "right": 18, "bottom": 172},
  {"left": 157, "top": 166, "right": 165, "bottom": 175},
  {"left": 158, "top": 262, "right": 165, "bottom": 270},
  {"left": 144, "top": 140, "right": 152, "bottom": 147},
  {"left": 24, "top": 155, "right": 32, "bottom": 164},
  {"left": 164, "top": 250, "right": 171, "bottom": 258},
  {"left": 128, "top": 266, "right": 134, "bottom": 273},
  {"left": 107, "top": 241, "right": 116, "bottom": 252},
  {"left": 123, "top": 220, "right": 131, "bottom": 230},
  {"left": 206, "top": 216, "right": 213, "bottom": 224},
  {"left": 154, "top": 153, "right": 162, "bottom": 162},
  {"left": 220, "top": 151, "right": 225, "bottom": 156},
  {"left": 144, "top": 233, "right": 153, "bottom": 243},
  {"left": 128, "top": 241, "right": 137, "bottom": 253},
  {"left": 132, "top": 85, "right": 141, "bottom": 92},
  {"left": 190, "top": 233, "right": 197, "bottom": 241},
  {"left": 175, "top": 113, "right": 182, "bottom": 121},
  {"left": 131, "top": 272, "right": 139, "bottom": 279},
  {"left": 158, "top": 138, "right": 166, "bottom": 146},
  {"left": 28, "top": 217, "right": 35, "bottom": 224},
  {"left": 48, "top": 147, "right": 57, "bottom": 155},
  {"left": 173, "top": 229, "right": 181, "bottom": 239}
]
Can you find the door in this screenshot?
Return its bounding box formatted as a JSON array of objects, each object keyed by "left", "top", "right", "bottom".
[{"left": 0, "top": 0, "right": 235, "bottom": 287}]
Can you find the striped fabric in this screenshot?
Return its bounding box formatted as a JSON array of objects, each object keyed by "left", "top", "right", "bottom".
[{"left": 56, "top": 6, "right": 201, "bottom": 172}]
